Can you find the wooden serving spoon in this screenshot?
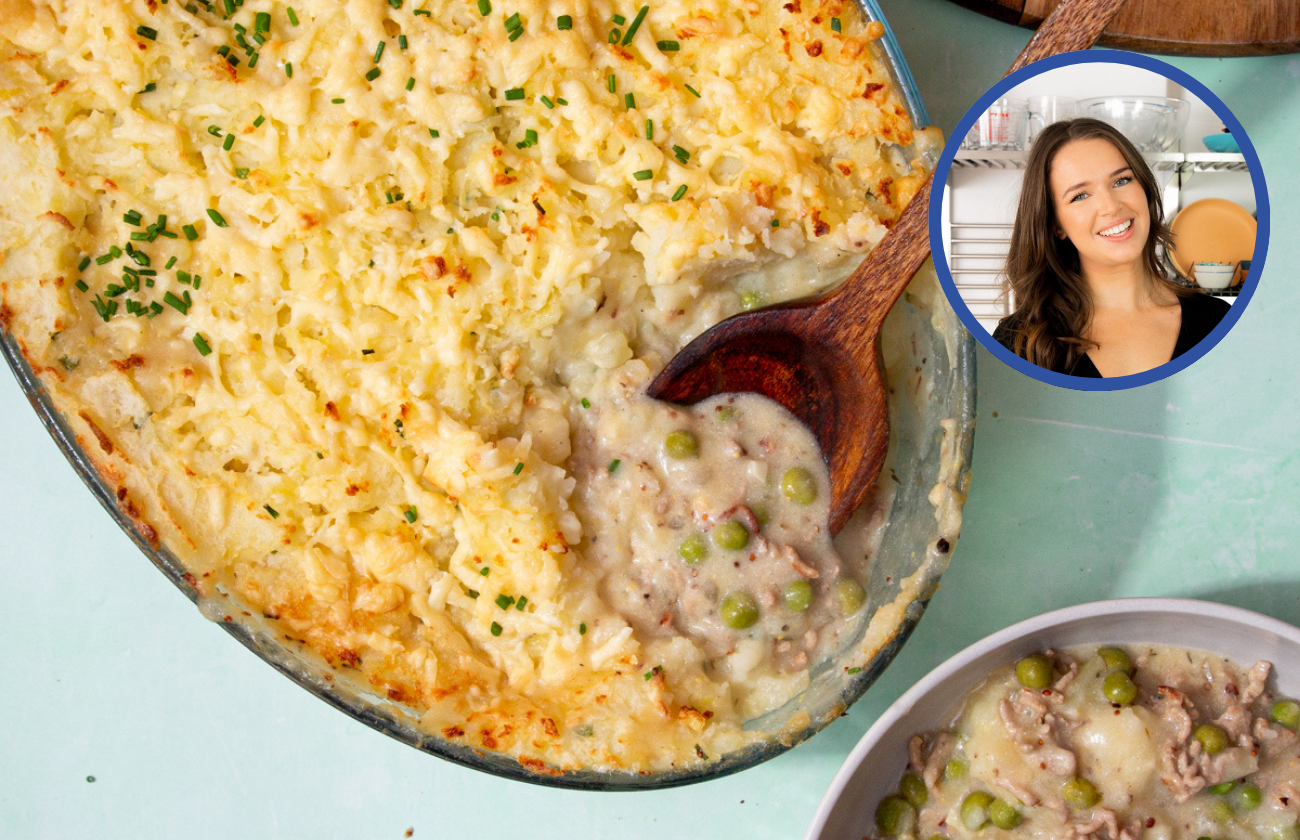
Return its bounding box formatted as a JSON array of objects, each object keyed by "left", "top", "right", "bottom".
[{"left": 646, "top": 0, "right": 1129, "bottom": 534}]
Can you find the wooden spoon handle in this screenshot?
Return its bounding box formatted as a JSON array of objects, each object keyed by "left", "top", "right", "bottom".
[{"left": 1009, "top": 0, "right": 1130, "bottom": 74}]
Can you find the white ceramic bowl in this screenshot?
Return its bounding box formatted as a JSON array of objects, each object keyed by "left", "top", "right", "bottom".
[
  {"left": 1195, "top": 262, "right": 1236, "bottom": 290},
  {"left": 805, "top": 598, "right": 1300, "bottom": 840}
]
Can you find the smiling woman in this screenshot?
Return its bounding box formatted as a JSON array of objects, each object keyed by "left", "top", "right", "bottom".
[{"left": 993, "top": 118, "right": 1229, "bottom": 378}]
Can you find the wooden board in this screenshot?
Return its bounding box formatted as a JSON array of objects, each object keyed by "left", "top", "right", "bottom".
[{"left": 948, "top": 0, "right": 1300, "bottom": 56}]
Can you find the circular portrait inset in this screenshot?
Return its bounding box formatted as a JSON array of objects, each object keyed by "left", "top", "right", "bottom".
[{"left": 930, "top": 51, "right": 1268, "bottom": 391}]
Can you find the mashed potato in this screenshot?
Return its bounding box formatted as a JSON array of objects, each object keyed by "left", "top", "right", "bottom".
[{"left": 0, "top": 0, "right": 939, "bottom": 774}]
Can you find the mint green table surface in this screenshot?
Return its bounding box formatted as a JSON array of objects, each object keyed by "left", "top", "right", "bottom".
[{"left": 3, "top": 3, "right": 1297, "bottom": 837}]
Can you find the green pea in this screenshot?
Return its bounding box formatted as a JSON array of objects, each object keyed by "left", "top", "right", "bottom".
[
  {"left": 1232, "top": 784, "right": 1263, "bottom": 812},
  {"left": 713, "top": 520, "right": 749, "bottom": 551},
  {"left": 781, "top": 467, "right": 818, "bottom": 505},
  {"left": 833, "top": 578, "right": 865, "bottom": 616},
  {"left": 899, "top": 772, "right": 927, "bottom": 808},
  {"left": 1194, "top": 723, "right": 1230, "bottom": 756},
  {"left": 1061, "top": 777, "right": 1100, "bottom": 809},
  {"left": 1102, "top": 671, "right": 1138, "bottom": 705},
  {"left": 944, "top": 759, "right": 968, "bottom": 782},
  {"left": 960, "top": 791, "right": 994, "bottom": 831},
  {"left": 1097, "top": 646, "right": 1132, "bottom": 674},
  {"left": 739, "top": 290, "right": 763, "bottom": 310},
  {"left": 874, "top": 795, "right": 917, "bottom": 836},
  {"left": 665, "top": 429, "right": 698, "bottom": 459},
  {"left": 783, "top": 580, "right": 813, "bottom": 612},
  {"left": 1207, "top": 781, "right": 1238, "bottom": 796},
  {"left": 715, "top": 406, "right": 737, "bottom": 423},
  {"left": 1208, "top": 801, "right": 1233, "bottom": 823},
  {"left": 989, "top": 798, "right": 1023, "bottom": 830},
  {"left": 720, "top": 592, "right": 759, "bottom": 630},
  {"left": 1015, "top": 654, "right": 1052, "bottom": 690},
  {"left": 1272, "top": 699, "right": 1300, "bottom": 730},
  {"left": 678, "top": 534, "right": 708, "bottom": 565}
]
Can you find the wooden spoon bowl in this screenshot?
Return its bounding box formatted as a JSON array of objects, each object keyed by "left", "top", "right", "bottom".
[{"left": 648, "top": 0, "right": 1129, "bottom": 533}]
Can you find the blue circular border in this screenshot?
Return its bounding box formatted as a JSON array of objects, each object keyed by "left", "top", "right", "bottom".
[{"left": 929, "top": 50, "right": 1270, "bottom": 392}]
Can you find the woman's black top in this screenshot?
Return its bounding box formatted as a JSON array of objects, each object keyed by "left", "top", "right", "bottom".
[{"left": 992, "top": 292, "right": 1231, "bottom": 378}]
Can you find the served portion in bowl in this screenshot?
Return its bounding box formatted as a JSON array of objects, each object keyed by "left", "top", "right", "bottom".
[
  {"left": 0, "top": 0, "right": 972, "bottom": 785},
  {"left": 808, "top": 600, "right": 1300, "bottom": 838}
]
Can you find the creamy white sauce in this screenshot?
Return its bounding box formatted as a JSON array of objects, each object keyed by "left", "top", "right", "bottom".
[{"left": 877, "top": 644, "right": 1300, "bottom": 840}]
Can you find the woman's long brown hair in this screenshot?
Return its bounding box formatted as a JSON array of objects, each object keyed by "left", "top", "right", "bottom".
[{"left": 1001, "top": 118, "right": 1184, "bottom": 372}]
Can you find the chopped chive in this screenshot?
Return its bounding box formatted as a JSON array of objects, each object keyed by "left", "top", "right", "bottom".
[
  {"left": 504, "top": 87, "right": 524, "bottom": 100},
  {"left": 657, "top": 39, "right": 679, "bottom": 51},
  {"left": 556, "top": 14, "right": 571, "bottom": 29},
  {"left": 398, "top": 34, "right": 408, "bottom": 49},
  {"left": 490, "top": 621, "right": 502, "bottom": 636},
  {"left": 96, "top": 254, "right": 113, "bottom": 265},
  {"left": 556, "top": 97, "right": 567, "bottom": 105},
  {"left": 608, "top": 29, "right": 620, "bottom": 43},
  {"left": 404, "top": 506, "right": 418, "bottom": 523},
  {"left": 622, "top": 5, "right": 647, "bottom": 44},
  {"left": 685, "top": 84, "right": 700, "bottom": 98},
  {"left": 477, "top": 0, "right": 490, "bottom": 13},
  {"left": 222, "top": 134, "right": 235, "bottom": 151},
  {"left": 831, "top": 16, "right": 841, "bottom": 32},
  {"left": 607, "top": 74, "right": 616, "bottom": 93},
  {"left": 254, "top": 11, "right": 270, "bottom": 31},
  {"left": 222, "top": 0, "right": 234, "bottom": 16},
  {"left": 771, "top": 219, "right": 780, "bottom": 227},
  {"left": 645, "top": 118, "right": 653, "bottom": 139},
  {"left": 109, "top": 246, "right": 122, "bottom": 258},
  {"left": 124, "top": 209, "right": 144, "bottom": 225},
  {"left": 207, "top": 125, "right": 223, "bottom": 137},
  {"left": 163, "top": 290, "right": 189, "bottom": 314},
  {"left": 92, "top": 296, "right": 117, "bottom": 321},
  {"left": 624, "top": 92, "right": 635, "bottom": 109},
  {"left": 608, "top": 459, "right": 621, "bottom": 472},
  {"left": 331, "top": 97, "right": 344, "bottom": 103},
  {"left": 388, "top": 0, "right": 403, "bottom": 8},
  {"left": 495, "top": 594, "right": 514, "bottom": 609},
  {"left": 192, "top": 333, "right": 212, "bottom": 356},
  {"left": 847, "top": 667, "right": 861, "bottom": 674},
  {"left": 414, "top": 7, "right": 430, "bottom": 14},
  {"left": 129, "top": 231, "right": 149, "bottom": 242},
  {"left": 466, "top": 589, "right": 478, "bottom": 598},
  {"left": 287, "top": 7, "right": 298, "bottom": 25},
  {"left": 235, "top": 167, "right": 250, "bottom": 178},
  {"left": 206, "top": 208, "right": 228, "bottom": 227},
  {"left": 504, "top": 12, "right": 521, "bottom": 30},
  {"left": 508, "top": 26, "right": 523, "bottom": 41},
  {"left": 672, "top": 184, "right": 687, "bottom": 201},
  {"left": 480, "top": 567, "right": 490, "bottom": 576},
  {"left": 140, "top": 82, "right": 157, "bottom": 93},
  {"left": 253, "top": 114, "right": 265, "bottom": 127},
  {"left": 428, "top": 127, "right": 440, "bottom": 138},
  {"left": 78, "top": 256, "right": 91, "bottom": 271},
  {"left": 75, "top": 279, "right": 89, "bottom": 292},
  {"left": 264, "top": 504, "right": 279, "bottom": 518},
  {"left": 365, "top": 66, "right": 381, "bottom": 81},
  {"left": 579, "top": 622, "right": 587, "bottom": 634},
  {"left": 580, "top": 398, "right": 590, "bottom": 408},
  {"left": 284, "top": 61, "right": 293, "bottom": 77},
  {"left": 373, "top": 41, "right": 385, "bottom": 63},
  {"left": 361, "top": 348, "right": 375, "bottom": 355},
  {"left": 633, "top": 169, "right": 653, "bottom": 181},
  {"left": 136, "top": 25, "right": 158, "bottom": 40},
  {"left": 612, "top": 14, "right": 626, "bottom": 25},
  {"left": 516, "top": 596, "right": 527, "bottom": 611},
  {"left": 183, "top": 224, "right": 198, "bottom": 240},
  {"left": 673, "top": 145, "right": 689, "bottom": 163},
  {"left": 513, "top": 462, "right": 525, "bottom": 475},
  {"left": 149, "top": 301, "right": 163, "bottom": 316},
  {"left": 405, "top": 76, "right": 415, "bottom": 90},
  {"left": 540, "top": 95, "right": 554, "bottom": 109}
]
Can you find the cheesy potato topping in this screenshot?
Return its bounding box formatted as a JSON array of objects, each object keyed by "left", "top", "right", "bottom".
[{"left": 0, "top": 0, "right": 936, "bottom": 774}]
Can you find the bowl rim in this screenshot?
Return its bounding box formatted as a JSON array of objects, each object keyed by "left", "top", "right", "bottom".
[{"left": 805, "top": 597, "right": 1300, "bottom": 839}]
